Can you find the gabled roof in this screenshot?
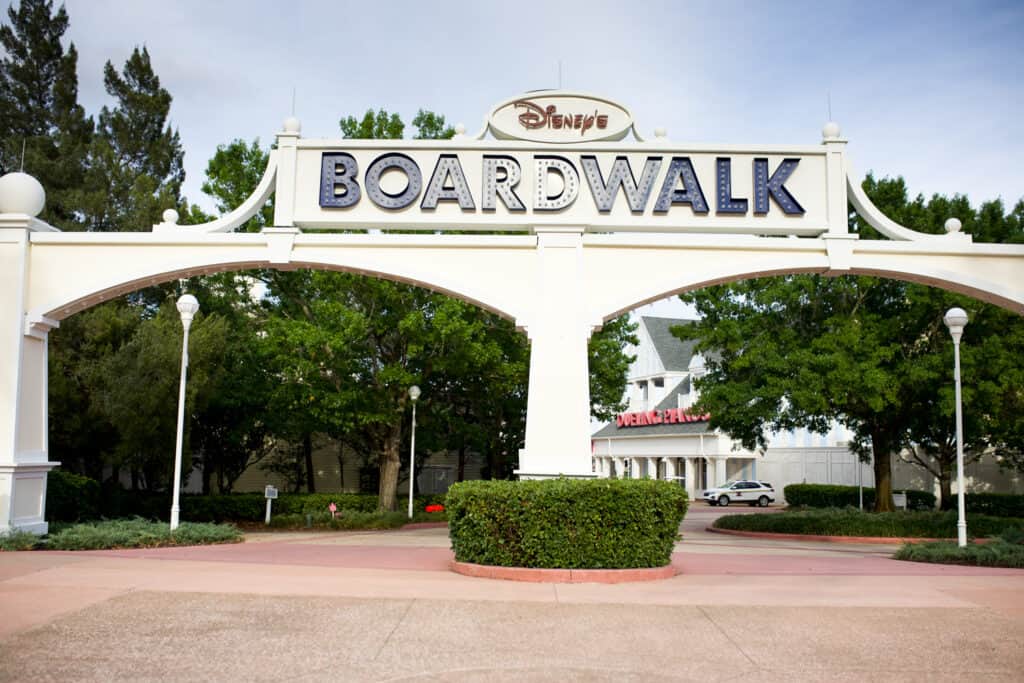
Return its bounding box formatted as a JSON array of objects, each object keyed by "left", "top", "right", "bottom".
[
  {"left": 654, "top": 378, "right": 690, "bottom": 409},
  {"left": 642, "top": 317, "right": 698, "bottom": 372}
]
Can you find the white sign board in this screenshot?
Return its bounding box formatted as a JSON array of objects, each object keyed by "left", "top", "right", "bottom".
[{"left": 295, "top": 142, "right": 829, "bottom": 236}]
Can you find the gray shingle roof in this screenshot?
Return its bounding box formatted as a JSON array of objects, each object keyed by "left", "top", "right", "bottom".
[
  {"left": 643, "top": 317, "right": 698, "bottom": 372},
  {"left": 592, "top": 415, "right": 712, "bottom": 439}
]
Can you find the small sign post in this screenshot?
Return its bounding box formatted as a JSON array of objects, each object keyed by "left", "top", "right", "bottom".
[{"left": 264, "top": 485, "right": 278, "bottom": 525}]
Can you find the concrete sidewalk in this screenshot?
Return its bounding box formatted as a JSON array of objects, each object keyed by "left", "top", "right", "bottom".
[{"left": 1, "top": 518, "right": 1022, "bottom": 681}]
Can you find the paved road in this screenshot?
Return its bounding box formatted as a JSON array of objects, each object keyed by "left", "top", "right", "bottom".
[{"left": 1, "top": 506, "right": 1021, "bottom": 682}]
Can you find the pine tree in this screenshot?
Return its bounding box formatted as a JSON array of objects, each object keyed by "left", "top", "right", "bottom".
[
  {"left": 83, "top": 46, "right": 184, "bottom": 232},
  {"left": 0, "top": 0, "right": 92, "bottom": 230}
]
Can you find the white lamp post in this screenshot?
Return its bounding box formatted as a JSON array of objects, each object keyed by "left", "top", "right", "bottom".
[
  {"left": 170, "top": 294, "right": 199, "bottom": 531},
  {"left": 943, "top": 307, "right": 969, "bottom": 547},
  {"left": 407, "top": 385, "right": 421, "bottom": 519}
]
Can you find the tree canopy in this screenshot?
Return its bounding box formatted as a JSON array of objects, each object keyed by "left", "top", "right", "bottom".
[{"left": 675, "top": 176, "right": 1024, "bottom": 511}]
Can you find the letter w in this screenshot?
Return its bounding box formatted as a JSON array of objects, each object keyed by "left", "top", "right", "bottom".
[{"left": 581, "top": 156, "right": 662, "bottom": 213}]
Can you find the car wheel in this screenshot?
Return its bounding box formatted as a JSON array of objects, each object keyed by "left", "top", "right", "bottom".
[
  {"left": 758, "top": 495, "right": 770, "bottom": 507},
  {"left": 718, "top": 495, "right": 730, "bottom": 507}
]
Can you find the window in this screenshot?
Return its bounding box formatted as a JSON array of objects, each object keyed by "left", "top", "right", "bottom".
[{"left": 653, "top": 377, "right": 664, "bottom": 387}]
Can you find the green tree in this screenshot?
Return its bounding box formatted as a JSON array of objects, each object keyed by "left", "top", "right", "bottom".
[
  {"left": 82, "top": 46, "right": 184, "bottom": 232},
  {"left": 48, "top": 301, "right": 140, "bottom": 480},
  {"left": 0, "top": 0, "right": 92, "bottom": 229},
  {"left": 95, "top": 300, "right": 228, "bottom": 490},
  {"left": 675, "top": 177, "right": 1024, "bottom": 511}
]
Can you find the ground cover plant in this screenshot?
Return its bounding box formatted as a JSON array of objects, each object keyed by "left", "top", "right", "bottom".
[
  {"left": 44, "top": 518, "right": 242, "bottom": 550},
  {"left": 0, "top": 530, "right": 41, "bottom": 551},
  {"left": 712, "top": 508, "right": 1024, "bottom": 539},
  {"left": 446, "top": 478, "right": 688, "bottom": 569},
  {"left": 894, "top": 529, "right": 1024, "bottom": 568}
]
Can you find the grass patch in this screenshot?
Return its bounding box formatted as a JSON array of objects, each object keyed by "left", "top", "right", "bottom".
[
  {"left": 0, "top": 530, "right": 42, "bottom": 551},
  {"left": 712, "top": 508, "right": 1024, "bottom": 539},
  {"left": 45, "top": 518, "right": 242, "bottom": 550},
  {"left": 894, "top": 530, "right": 1024, "bottom": 568}
]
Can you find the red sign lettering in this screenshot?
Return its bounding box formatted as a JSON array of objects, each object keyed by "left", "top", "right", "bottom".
[
  {"left": 614, "top": 408, "right": 710, "bottom": 429},
  {"left": 514, "top": 99, "right": 610, "bottom": 136}
]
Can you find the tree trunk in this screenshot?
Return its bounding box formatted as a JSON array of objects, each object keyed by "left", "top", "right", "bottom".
[
  {"left": 337, "top": 440, "right": 345, "bottom": 491},
  {"left": 939, "top": 457, "right": 953, "bottom": 511},
  {"left": 870, "top": 429, "right": 894, "bottom": 512},
  {"left": 303, "top": 433, "right": 315, "bottom": 493},
  {"left": 378, "top": 425, "right": 402, "bottom": 511}
]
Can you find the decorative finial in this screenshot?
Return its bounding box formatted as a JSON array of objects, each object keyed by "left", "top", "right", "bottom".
[
  {"left": 0, "top": 171, "right": 46, "bottom": 216},
  {"left": 453, "top": 123, "right": 466, "bottom": 138},
  {"left": 822, "top": 121, "right": 841, "bottom": 140},
  {"left": 944, "top": 217, "right": 962, "bottom": 234},
  {"left": 162, "top": 208, "right": 180, "bottom": 225},
  {"left": 283, "top": 116, "right": 301, "bottom": 134},
  {"left": 653, "top": 127, "right": 667, "bottom": 139}
]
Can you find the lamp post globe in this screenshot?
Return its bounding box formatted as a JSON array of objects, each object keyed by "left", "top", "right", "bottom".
[
  {"left": 943, "top": 307, "right": 968, "bottom": 547},
  {"left": 170, "top": 294, "right": 200, "bottom": 531},
  {"left": 176, "top": 294, "right": 199, "bottom": 324},
  {"left": 407, "top": 385, "right": 421, "bottom": 519}
]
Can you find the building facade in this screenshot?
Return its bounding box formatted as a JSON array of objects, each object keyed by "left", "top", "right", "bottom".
[{"left": 591, "top": 316, "right": 1023, "bottom": 503}]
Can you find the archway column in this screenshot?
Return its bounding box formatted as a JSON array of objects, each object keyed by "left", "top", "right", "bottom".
[
  {"left": 1, "top": 217, "right": 59, "bottom": 534},
  {"left": 516, "top": 227, "right": 596, "bottom": 479}
]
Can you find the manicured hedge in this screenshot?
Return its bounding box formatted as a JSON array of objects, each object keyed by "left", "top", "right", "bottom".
[
  {"left": 784, "top": 484, "right": 936, "bottom": 511},
  {"left": 47, "top": 474, "right": 448, "bottom": 524},
  {"left": 712, "top": 508, "right": 1024, "bottom": 538},
  {"left": 964, "top": 493, "right": 1024, "bottom": 518},
  {"left": 46, "top": 469, "right": 102, "bottom": 522},
  {"left": 446, "top": 478, "right": 688, "bottom": 569}
]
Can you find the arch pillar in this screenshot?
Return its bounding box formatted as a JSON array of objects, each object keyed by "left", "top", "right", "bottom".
[
  {"left": 516, "top": 227, "right": 596, "bottom": 479},
  {"left": 1, "top": 218, "right": 59, "bottom": 534}
]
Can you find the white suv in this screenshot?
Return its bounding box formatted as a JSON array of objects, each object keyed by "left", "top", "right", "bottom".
[{"left": 702, "top": 480, "right": 776, "bottom": 507}]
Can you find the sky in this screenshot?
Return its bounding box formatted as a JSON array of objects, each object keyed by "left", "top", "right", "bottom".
[{"left": 54, "top": 0, "right": 1023, "bottom": 222}]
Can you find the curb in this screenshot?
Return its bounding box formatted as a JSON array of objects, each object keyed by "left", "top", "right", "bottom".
[
  {"left": 449, "top": 560, "right": 678, "bottom": 583},
  {"left": 400, "top": 522, "right": 448, "bottom": 530},
  {"left": 706, "top": 526, "right": 988, "bottom": 545}
]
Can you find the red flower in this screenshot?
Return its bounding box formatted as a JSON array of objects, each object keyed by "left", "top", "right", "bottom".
[{"left": 425, "top": 504, "right": 445, "bottom": 513}]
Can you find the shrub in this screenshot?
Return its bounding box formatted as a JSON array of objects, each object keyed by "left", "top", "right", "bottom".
[
  {"left": 268, "top": 510, "right": 410, "bottom": 530},
  {"left": 45, "top": 469, "right": 102, "bottom": 522},
  {"left": 783, "top": 484, "right": 936, "bottom": 510},
  {"left": 45, "top": 518, "right": 242, "bottom": 550},
  {"left": 0, "top": 530, "right": 41, "bottom": 551},
  {"left": 894, "top": 530, "right": 1024, "bottom": 568},
  {"left": 965, "top": 493, "right": 1024, "bottom": 518},
  {"left": 713, "top": 508, "right": 1024, "bottom": 538},
  {"left": 446, "top": 478, "right": 688, "bottom": 569}
]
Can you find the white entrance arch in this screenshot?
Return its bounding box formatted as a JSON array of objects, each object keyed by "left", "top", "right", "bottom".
[{"left": 1, "top": 91, "right": 1022, "bottom": 532}]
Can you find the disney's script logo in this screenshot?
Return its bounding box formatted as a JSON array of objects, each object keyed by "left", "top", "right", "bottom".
[{"left": 514, "top": 99, "right": 609, "bottom": 136}]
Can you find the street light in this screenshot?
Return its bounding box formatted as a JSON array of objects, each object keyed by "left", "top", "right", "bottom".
[
  {"left": 170, "top": 294, "right": 199, "bottom": 531},
  {"left": 407, "top": 385, "right": 421, "bottom": 519},
  {"left": 943, "top": 307, "right": 969, "bottom": 547}
]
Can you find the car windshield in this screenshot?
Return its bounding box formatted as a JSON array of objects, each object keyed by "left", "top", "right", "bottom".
[{"left": 721, "top": 481, "right": 738, "bottom": 488}]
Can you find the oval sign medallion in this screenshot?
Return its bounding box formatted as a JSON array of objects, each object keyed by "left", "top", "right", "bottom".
[{"left": 488, "top": 91, "right": 633, "bottom": 144}]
